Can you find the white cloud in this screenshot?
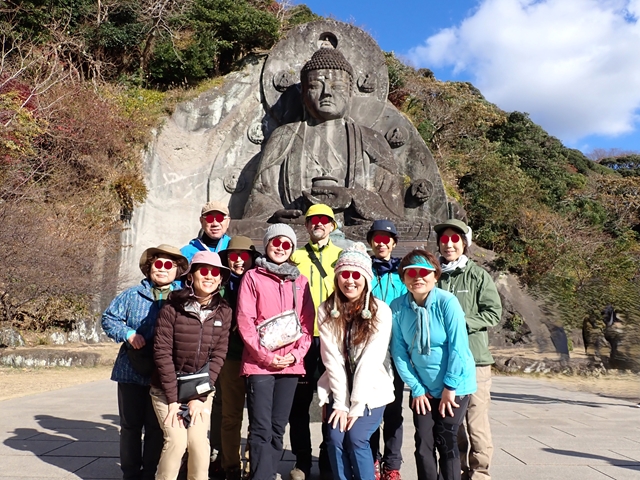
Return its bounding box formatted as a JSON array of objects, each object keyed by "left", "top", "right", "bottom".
[{"left": 406, "top": 0, "right": 640, "bottom": 144}]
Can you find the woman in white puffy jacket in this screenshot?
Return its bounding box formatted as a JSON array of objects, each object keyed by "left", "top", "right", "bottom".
[{"left": 317, "top": 243, "right": 395, "bottom": 480}]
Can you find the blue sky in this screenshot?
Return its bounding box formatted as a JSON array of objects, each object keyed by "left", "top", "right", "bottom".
[{"left": 298, "top": 0, "right": 640, "bottom": 155}]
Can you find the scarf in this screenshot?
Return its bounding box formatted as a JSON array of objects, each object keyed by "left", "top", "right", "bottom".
[
  {"left": 371, "top": 256, "right": 401, "bottom": 276},
  {"left": 409, "top": 289, "right": 436, "bottom": 356},
  {"left": 440, "top": 254, "right": 469, "bottom": 274},
  {"left": 184, "top": 301, "right": 210, "bottom": 322},
  {"left": 255, "top": 256, "right": 300, "bottom": 281}
]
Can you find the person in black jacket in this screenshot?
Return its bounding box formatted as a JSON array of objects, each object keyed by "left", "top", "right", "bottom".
[{"left": 150, "top": 250, "right": 232, "bottom": 480}]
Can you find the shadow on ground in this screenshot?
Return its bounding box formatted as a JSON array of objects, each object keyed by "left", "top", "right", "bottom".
[
  {"left": 4, "top": 414, "right": 120, "bottom": 479},
  {"left": 542, "top": 448, "right": 640, "bottom": 470},
  {"left": 492, "top": 391, "right": 629, "bottom": 408}
]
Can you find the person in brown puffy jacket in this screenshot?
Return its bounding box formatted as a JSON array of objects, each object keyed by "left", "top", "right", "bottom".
[{"left": 151, "top": 250, "right": 233, "bottom": 480}]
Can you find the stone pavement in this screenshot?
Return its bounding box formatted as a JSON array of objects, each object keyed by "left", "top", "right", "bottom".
[{"left": 1, "top": 376, "right": 639, "bottom": 480}]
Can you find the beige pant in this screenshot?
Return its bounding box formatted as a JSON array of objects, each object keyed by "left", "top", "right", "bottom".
[
  {"left": 459, "top": 365, "right": 494, "bottom": 480},
  {"left": 150, "top": 387, "right": 214, "bottom": 480}
]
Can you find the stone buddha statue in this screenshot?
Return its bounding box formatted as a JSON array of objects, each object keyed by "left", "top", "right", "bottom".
[{"left": 243, "top": 47, "right": 405, "bottom": 225}]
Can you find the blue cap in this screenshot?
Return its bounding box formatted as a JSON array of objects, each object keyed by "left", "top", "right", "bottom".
[
  {"left": 366, "top": 220, "right": 399, "bottom": 243},
  {"left": 404, "top": 255, "right": 436, "bottom": 271}
]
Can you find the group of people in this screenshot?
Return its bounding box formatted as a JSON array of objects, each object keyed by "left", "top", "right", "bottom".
[{"left": 102, "top": 200, "right": 502, "bottom": 480}]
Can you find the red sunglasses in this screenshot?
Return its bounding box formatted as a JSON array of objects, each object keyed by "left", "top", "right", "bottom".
[
  {"left": 272, "top": 238, "right": 292, "bottom": 250},
  {"left": 199, "top": 267, "right": 221, "bottom": 277},
  {"left": 154, "top": 260, "right": 176, "bottom": 270},
  {"left": 340, "top": 271, "right": 361, "bottom": 280},
  {"left": 440, "top": 234, "right": 461, "bottom": 244},
  {"left": 310, "top": 215, "right": 331, "bottom": 225},
  {"left": 229, "top": 252, "right": 250, "bottom": 262},
  {"left": 373, "top": 235, "right": 391, "bottom": 244},
  {"left": 406, "top": 268, "right": 433, "bottom": 278},
  {"left": 204, "top": 213, "right": 227, "bottom": 223}
]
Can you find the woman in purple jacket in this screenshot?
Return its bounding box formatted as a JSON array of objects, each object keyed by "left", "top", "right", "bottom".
[{"left": 237, "top": 224, "right": 315, "bottom": 480}]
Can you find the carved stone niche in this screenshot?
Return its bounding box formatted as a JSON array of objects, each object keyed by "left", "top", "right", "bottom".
[{"left": 225, "top": 19, "right": 449, "bottom": 242}]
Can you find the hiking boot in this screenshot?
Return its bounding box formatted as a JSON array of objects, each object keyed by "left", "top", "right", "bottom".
[
  {"left": 374, "top": 460, "right": 381, "bottom": 480},
  {"left": 289, "top": 467, "right": 308, "bottom": 480},
  {"left": 381, "top": 465, "right": 401, "bottom": 480}
]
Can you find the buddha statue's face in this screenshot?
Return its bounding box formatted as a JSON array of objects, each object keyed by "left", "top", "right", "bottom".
[{"left": 303, "top": 69, "right": 352, "bottom": 121}]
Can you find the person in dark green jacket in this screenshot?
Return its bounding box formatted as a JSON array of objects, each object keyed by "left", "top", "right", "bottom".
[
  {"left": 434, "top": 219, "right": 502, "bottom": 480},
  {"left": 367, "top": 220, "right": 407, "bottom": 480}
]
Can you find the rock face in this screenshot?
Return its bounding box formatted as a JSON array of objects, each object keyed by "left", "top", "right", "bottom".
[
  {"left": 116, "top": 20, "right": 449, "bottom": 290},
  {"left": 0, "top": 327, "right": 24, "bottom": 348},
  {"left": 469, "top": 247, "right": 570, "bottom": 359}
]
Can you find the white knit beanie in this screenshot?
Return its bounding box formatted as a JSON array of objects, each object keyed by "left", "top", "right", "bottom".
[
  {"left": 331, "top": 242, "right": 373, "bottom": 319},
  {"left": 263, "top": 223, "right": 297, "bottom": 251}
]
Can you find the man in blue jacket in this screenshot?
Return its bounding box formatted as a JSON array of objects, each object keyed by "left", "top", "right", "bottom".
[{"left": 181, "top": 201, "right": 232, "bottom": 261}]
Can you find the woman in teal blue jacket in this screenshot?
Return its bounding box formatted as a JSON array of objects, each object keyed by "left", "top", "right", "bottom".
[
  {"left": 390, "top": 249, "right": 476, "bottom": 480},
  {"left": 367, "top": 220, "right": 407, "bottom": 480}
]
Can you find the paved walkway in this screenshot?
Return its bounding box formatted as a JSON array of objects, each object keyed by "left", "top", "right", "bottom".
[{"left": 1, "top": 376, "right": 639, "bottom": 479}]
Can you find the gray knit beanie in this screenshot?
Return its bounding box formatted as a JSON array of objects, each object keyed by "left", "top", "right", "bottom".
[{"left": 263, "top": 223, "right": 297, "bottom": 251}]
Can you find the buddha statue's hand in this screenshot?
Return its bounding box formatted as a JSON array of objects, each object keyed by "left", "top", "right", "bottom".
[
  {"left": 271, "top": 209, "right": 304, "bottom": 223},
  {"left": 305, "top": 185, "right": 352, "bottom": 211},
  {"left": 351, "top": 188, "right": 402, "bottom": 221}
]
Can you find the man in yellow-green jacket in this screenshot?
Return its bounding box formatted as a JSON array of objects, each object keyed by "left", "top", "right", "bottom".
[{"left": 289, "top": 204, "right": 342, "bottom": 480}]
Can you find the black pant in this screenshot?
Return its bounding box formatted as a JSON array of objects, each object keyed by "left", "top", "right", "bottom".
[
  {"left": 288, "top": 337, "right": 331, "bottom": 472},
  {"left": 370, "top": 362, "right": 405, "bottom": 470},
  {"left": 413, "top": 395, "right": 470, "bottom": 480},
  {"left": 117, "top": 383, "right": 164, "bottom": 480},
  {"left": 246, "top": 374, "right": 299, "bottom": 480}
]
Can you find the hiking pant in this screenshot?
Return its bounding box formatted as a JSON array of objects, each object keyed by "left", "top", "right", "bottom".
[{"left": 459, "top": 366, "right": 493, "bottom": 480}]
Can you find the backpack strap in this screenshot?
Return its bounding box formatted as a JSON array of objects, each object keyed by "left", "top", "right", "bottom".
[{"left": 305, "top": 243, "right": 328, "bottom": 279}]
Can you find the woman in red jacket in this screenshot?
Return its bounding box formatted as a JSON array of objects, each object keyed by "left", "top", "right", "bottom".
[
  {"left": 237, "top": 224, "right": 315, "bottom": 480},
  {"left": 151, "top": 250, "right": 232, "bottom": 480}
]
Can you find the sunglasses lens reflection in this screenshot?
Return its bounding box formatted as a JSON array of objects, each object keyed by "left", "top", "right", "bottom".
[
  {"left": 441, "top": 234, "right": 461, "bottom": 244},
  {"left": 340, "top": 271, "right": 361, "bottom": 280},
  {"left": 312, "top": 215, "right": 328, "bottom": 225},
  {"left": 407, "top": 268, "right": 432, "bottom": 278},
  {"left": 205, "top": 214, "right": 225, "bottom": 223},
  {"left": 199, "top": 267, "right": 221, "bottom": 277},
  {"left": 272, "top": 239, "right": 291, "bottom": 250}
]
